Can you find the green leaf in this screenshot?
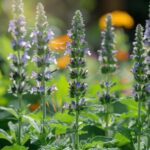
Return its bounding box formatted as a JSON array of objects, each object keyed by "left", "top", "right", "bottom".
[
  {"left": 51, "top": 123, "right": 67, "bottom": 135},
  {"left": 54, "top": 112, "right": 74, "bottom": 124},
  {"left": 2, "top": 144, "right": 28, "bottom": 150},
  {"left": 115, "top": 132, "right": 130, "bottom": 147},
  {"left": 120, "top": 99, "right": 145, "bottom": 113},
  {"left": 0, "top": 129, "right": 12, "bottom": 143},
  {"left": 0, "top": 107, "right": 18, "bottom": 118},
  {"left": 22, "top": 115, "right": 40, "bottom": 133}
]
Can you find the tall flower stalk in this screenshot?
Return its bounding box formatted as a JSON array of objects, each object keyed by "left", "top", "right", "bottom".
[
  {"left": 30, "top": 3, "right": 56, "bottom": 134},
  {"left": 143, "top": 7, "right": 150, "bottom": 149},
  {"left": 66, "top": 10, "right": 89, "bottom": 150},
  {"left": 8, "top": 0, "right": 30, "bottom": 145},
  {"left": 132, "top": 24, "right": 148, "bottom": 150},
  {"left": 98, "top": 15, "right": 117, "bottom": 137}
]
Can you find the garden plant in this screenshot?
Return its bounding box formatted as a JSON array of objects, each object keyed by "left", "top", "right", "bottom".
[{"left": 0, "top": 0, "right": 149, "bottom": 150}]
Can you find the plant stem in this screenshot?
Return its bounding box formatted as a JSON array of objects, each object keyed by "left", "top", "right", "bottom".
[
  {"left": 105, "top": 80, "right": 109, "bottom": 137},
  {"left": 41, "top": 72, "right": 46, "bottom": 134},
  {"left": 17, "top": 49, "right": 22, "bottom": 145},
  {"left": 137, "top": 98, "right": 141, "bottom": 150},
  {"left": 147, "top": 112, "right": 150, "bottom": 150},
  {"left": 42, "top": 94, "right": 46, "bottom": 133},
  {"left": 75, "top": 97, "right": 79, "bottom": 150},
  {"left": 105, "top": 103, "right": 109, "bottom": 137},
  {"left": 18, "top": 94, "right": 22, "bottom": 145}
]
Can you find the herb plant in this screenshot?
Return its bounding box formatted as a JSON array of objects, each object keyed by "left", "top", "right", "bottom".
[{"left": 0, "top": 0, "right": 150, "bottom": 150}]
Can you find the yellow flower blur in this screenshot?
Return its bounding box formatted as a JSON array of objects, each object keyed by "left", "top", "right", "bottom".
[
  {"left": 57, "top": 54, "right": 70, "bottom": 69},
  {"left": 99, "top": 11, "right": 134, "bottom": 29},
  {"left": 48, "top": 35, "right": 71, "bottom": 52}
]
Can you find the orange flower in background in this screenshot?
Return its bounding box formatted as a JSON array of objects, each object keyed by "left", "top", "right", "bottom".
[
  {"left": 57, "top": 54, "right": 70, "bottom": 69},
  {"left": 29, "top": 102, "right": 40, "bottom": 111},
  {"left": 49, "top": 35, "right": 71, "bottom": 52},
  {"left": 115, "top": 50, "right": 129, "bottom": 61},
  {"left": 99, "top": 10, "right": 134, "bottom": 29}
]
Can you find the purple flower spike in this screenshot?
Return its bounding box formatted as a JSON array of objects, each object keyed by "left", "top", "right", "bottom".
[
  {"left": 145, "top": 84, "right": 150, "bottom": 93},
  {"left": 64, "top": 47, "right": 71, "bottom": 55},
  {"left": 76, "top": 82, "right": 81, "bottom": 89},
  {"left": 44, "top": 70, "right": 51, "bottom": 79},
  {"left": 18, "top": 16, "right": 26, "bottom": 26},
  {"left": 39, "top": 86, "right": 45, "bottom": 93},
  {"left": 31, "top": 71, "right": 38, "bottom": 79},
  {"left": 8, "top": 20, "right": 16, "bottom": 32},
  {"left": 8, "top": 54, "right": 17, "bottom": 62},
  {"left": 31, "top": 87, "right": 37, "bottom": 94},
  {"left": 32, "top": 56, "right": 40, "bottom": 62},
  {"left": 50, "top": 85, "right": 58, "bottom": 92},
  {"left": 46, "top": 29, "right": 54, "bottom": 41},
  {"left": 71, "top": 101, "right": 76, "bottom": 109},
  {"left": 144, "top": 19, "right": 150, "bottom": 46},
  {"left": 67, "top": 30, "right": 72, "bottom": 37},
  {"left": 63, "top": 102, "right": 70, "bottom": 109},
  {"left": 21, "top": 51, "right": 30, "bottom": 64}
]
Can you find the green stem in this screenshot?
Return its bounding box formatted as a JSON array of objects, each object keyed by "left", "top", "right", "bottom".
[
  {"left": 147, "top": 112, "right": 150, "bottom": 150},
  {"left": 17, "top": 49, "right": 22, "bottom": 145},
  {"left": 18, "top": 94, "right": 22, "bottom": 145},
  {"left": 75, "top": 97, "right": 79, "bottom": 150},
  {"left": 41, "top": 72, "right": 46, "bottom": 134},
  {"left": 42, "top": 94, "right": 46, "bottom": 133},
  {"left": 137, "top": 99, "right": 141, "bottom": 150},
  {"left": 105, "top": 103, "right": 109, "bottom": 137},
  {"left": 105, "top": 79, "right": 109, "bottom": 137}
]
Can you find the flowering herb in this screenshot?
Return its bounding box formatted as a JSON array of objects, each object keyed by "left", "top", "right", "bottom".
[
  {"left": 63, "top": 10, "right": 89, "bottom": 150},
  {"left": 30, "top": 3, "right": 57, "bottom": 133},
  {"left": 143, "top": 6, "right": 150, "bottom": 149},
  {"left": 98, "top": 15, "right": 117, "bottom": 136},
  {"left": 132, "top": 24, "right": 149, "bottom": 150},
  {"left": 8, "top": 0, "right": 30, "bottom": 145}
]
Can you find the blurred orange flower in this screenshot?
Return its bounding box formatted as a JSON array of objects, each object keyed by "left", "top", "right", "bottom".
[
  {"left": 115, "top": 50, "right": 129, "bottom": 61},
  {"left": 29, "top": 102, "right": 40, "bottom": 111},
  {"left": 57, "top": 54, "right": 70, "bottom": 69},
  {"left": 49, "top": 35, "right": 71, "bottom": 52},
  {"left": 99, "top": 11, "right": 134, "bottom": 29}
]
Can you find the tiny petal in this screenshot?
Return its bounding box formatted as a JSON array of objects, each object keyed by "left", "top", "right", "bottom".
[
  {"left": 67, "top": 30, "right": 72, "bottom": 37},
  {"left": 8, "top": 20, "right": 16, "bottom": 32},
  {"left": 39, "top": 86, "right": 45, "bottom": 93},
  {"left": 31, "top": 71, "right": 38, "bottom": 79},
  {"left": 145, "top": 84, "right": 150, "bottom": 93},
  {"left": 31, "top": 87, "right": 37, "bottom": 94},
  {"left": 71, "top": 101, "right": 76, "bottom": 109},
  {"left": 8, "top": 54, "right": 17, "bottom": 61},
  {"left": 50, "top": 85, "right": 58, "bottom": 92},
  {"left": 22, "top": 51, "right": 30, "bottom": 64},
  {"left": 32, "top": 56, "right": 40, "bottom": 62}
]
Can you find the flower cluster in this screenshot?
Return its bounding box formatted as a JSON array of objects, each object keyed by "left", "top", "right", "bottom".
[
  {"left": 132, "top": 24, "right": 149, "bottom": 102},
  {"left": 98, "top": 81, "right": 116, "bottom": 105},
  {"left": 63, "top": 98, "right": 86, "bottom": 113},
  {"left": 31, "top": 3, "right": 57, "bottom": 95},
  {"left": 98, "top": 15, "right": 117, "bottom": 104},
  {"left": 8, "top": 0, "right": 30, "bottom": 96},
  {"left": 98, "top": 15, "right": 117, "bottom": 74},
  {"left": 64, "top": 10, "right": 89, "bottom": 110},
  {"left": 143, "top": 5, "right": 150, "bottom": 97}
]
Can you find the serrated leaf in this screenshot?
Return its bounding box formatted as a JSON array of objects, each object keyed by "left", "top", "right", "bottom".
[
  {"left": 0, "top": 107, "right": 18, "bottom": 118},
  {"left": 0, "top": 129, "right": 12, "bottom": 143}
]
